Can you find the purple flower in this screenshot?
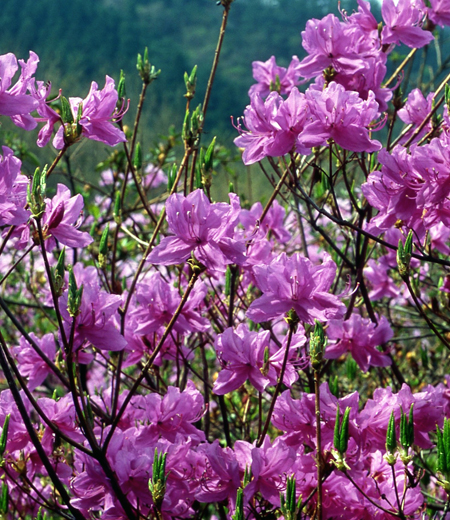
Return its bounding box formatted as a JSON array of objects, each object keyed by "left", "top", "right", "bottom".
[
  {"left": 60, "top": 266, "right": 126, "bottom": 354},
  {"left": 240, "top": 199, "right": 291, "bottom": 243},
  {"left": 53, "top": 76, "right": 127, "bottom": 149},
  {"left": 14, "top": 332, "right": 56, "bottom": 391},
  {"left": 381, "top": 0, "right": 433, "bottom": 48},
  {"left": 0, "top": 52, "right": 39, "bottom": 126},
  {"left": 397, "top": 88, "right": 434, "bottom": 144},
  {"left": 130, "top": 272, "right": 209, "bottom": 335},
  {"left": 234, "top": 88, "right": 309, "bottom": 165},
  {"left": 0, "top": 146, "right": 30, "bottom": 227},
  {"left": 427, "top": 0, "right": 450, "bottom": 27},
  {"left": 213, "top": 325, "right": 273, "bottom": 394},
  {"left": 297, "top": 14, "right": 368, "bottom": 80},
  {"left": 298, "top": 82, "right": 382, "bottom": 153},
  {"left": 147, "top": 189, "right": 246, "bottom": 271},
  {"left": 247, "top": 252, "right": 346, "bottom": 324},
  {"left": 249, "top": 55, "right": 301, "bottom": 98},
  {"left": 40, "top": 184, "right": 93, "bottom": 251},
  {"left": 325, "top": 314, "right": 393, "bottom": 372}
]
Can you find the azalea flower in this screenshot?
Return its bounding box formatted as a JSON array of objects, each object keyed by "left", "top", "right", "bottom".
[
  {"left": 53, "top": 75, "right": 127, "bottom": 149},
  {"left": 247, "top": 252, "right": 346, "bottom": 324},
  {"left": 147, "top": 189, "right": 246, "bottom": 272}
]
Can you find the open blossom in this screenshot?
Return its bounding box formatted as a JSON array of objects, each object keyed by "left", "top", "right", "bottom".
[
  {"left": 381, "top": 0, "right": 433, "bottom": 48},
  {"left": 0, "top": 52, "right": 39, "bottom": 126},
  {"left": 249, "top": 55, "right": 301, "bottom": 98},
  {"left": 213, "top": 325, "right": 303, "bottom": 394},
  {"left": 0, "top": 146, "right": 30, "bottom": 227},
  {"left": 325, "top": 314, "right": 393, "bottom": 372},
  {"left": 60, "top": 266, "right": 126, "bottom": 354},
  {"left": 130, "top": 272, "right": 209, "bottom": 335},
  {"left": 147, "top": 189, "right": 246, "bottom": 271},
  {"left": 14, "top": 332, "right": 56, "bottom": 391},
  {"left": 247, "top": 252, "right": 346, "bottom": 324},
  {"left": 234, "top": 88, "right": 309, "bottom": 165},
  {"left": 298, "top": 82, "right": 382, "bottom": 153},
  {"left": 397, "top": 88, "right": 434, "bottom": 144},
  {"left": 53, "top": 76, "right": 127, "bottom": 149},
  {"left": 427, "top": 0, "right": 450, "bottom": 27},
  {"left": 297, "top": 14, "right": 367, "bottom": 79},
  {"left": 40, "top": 184, "right": 93, "bottom": 251}
]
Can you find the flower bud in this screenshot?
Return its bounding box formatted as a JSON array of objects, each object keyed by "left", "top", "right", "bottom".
[
  {"left": 67, "top": 267, "right": 83, "bottom": 318},
  {"left": 310, "top": 320, "right": 326, "bottom": 370},
  {"left": 384, "top": 411, "right": 398, "bottom": 465},
  {"left": 27, "top": 166, "right": 47, "bottom": 218},
  {"left": 184, "top": 65, "right": 197, "bottom": 101},
  {"left": 0, "top": 414, "right": 10, "bottom": 459},
  {"left": 397, "top": 230, "right": 413, "bottom": 279},
  {"left": 148, "top": 449, "right": 168, "bottom": 511}
]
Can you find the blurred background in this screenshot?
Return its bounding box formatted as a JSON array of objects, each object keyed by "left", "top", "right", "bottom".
[{"left": 3, "top": 0, "right": 448, "bottom": 201}]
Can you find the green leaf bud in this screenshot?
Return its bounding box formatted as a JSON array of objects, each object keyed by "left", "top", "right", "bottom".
[
  {"left": 310, "top": 320, "right": 326, "bottom": 370},
  {"left": 0, "top": 414, "right": 10, "bottom": 458}
]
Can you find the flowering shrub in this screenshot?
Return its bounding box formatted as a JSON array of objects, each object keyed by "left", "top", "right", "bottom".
[{"left": 1, "top": 0, "right": 450, "bottom": 519}]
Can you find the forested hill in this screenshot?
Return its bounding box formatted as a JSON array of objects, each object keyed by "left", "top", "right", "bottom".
[{"left": 0, "top": 0, "right": 359, "bottom": 141}]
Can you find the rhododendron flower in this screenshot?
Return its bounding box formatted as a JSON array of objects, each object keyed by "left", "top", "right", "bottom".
[
  {"left": 0, "top": 52, "right": 39, "bottom": 126},
  {"left": 213, "top": 325, "right": 302, "bottom": 394},
  {"left": 14, "top": 332, "right": 56, "bottom": 391},
  {"left": 130, "top": 272, "right": 209, "bottom": 335},
  {"left": 234, "top": 437, "right": 296, "bottom": 506},
  {"left": 297, "top": 14, "right": 367, "bottom": 79},
  {"left": 0, "top": 146, "right": 30, "bottom": 227},
  {"left": 325, "top": 314, "right": 393, "bottom": 372},
  {"left": 298, "top": 82, "right": 382, "bottom": 153},
  {"left": 53, "top": 76, "right": 127, "bottom": 149},
  {"left": 427, "top": 0, "right": 450, "bottom": 27},
  {"left": 240, "top": 199, "right": 291, "bottom": 243},
  {"left": 60, "top": 272, "right": 126, "bottom": 354},
  {"left": 247, "top": 252, "right": 346, "bottom": 324},
  {"left": 249, "top": 55, "right": 301, "bottom": 98},
  {"left": 397, "top": 88, "right": 434, "bottom": 144},
  {"left": 40, "top": 184, "right": 93, "bottom": 251},
  {"left": 234, "top": 88, "right": 309, "bottom": 165},
  {"left": 381, "top": 0, "right": 433, "bottom": 48},
  {"left": 147, "top": 189, "right": 246, "bottom": 271}
]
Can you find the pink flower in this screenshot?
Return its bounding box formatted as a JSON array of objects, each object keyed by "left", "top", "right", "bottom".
[
  {"left": 53, "top": 76, "right": 127, "bottom": 149},
  {"left": 298, "top": 82, "right": 382, "bottom": 153},
  {"left": 247, "top": 252, "right": 346, "bottom": 324},
  {"left": 40, "top": 184, "right": 93, "bottom": 251},
  {"left": 234, "top": 88, "right": 309, "bottom": 165},
  {"left": 14, "top": 332, "right": 56, "bottom": 391},
  {"left": 213, "top": 326, "right": 272, "bottom": 394},
  {"left": 0, "top": 52, "right": 39, "bottom": 126},
  {"left": 0, "top": 146, "right": 30, "bottom": 227},
  {"left": 397, "top": 88, "right": 434, "bottom": 144},
  {"left": 297, "top": 14, "right": 368, "bottom": 79},
  {"left": 147, "top": 189, "right": 246, "bottom": 271},
  {"left": 130, "top": 272, "right": 209, "bottom": 335},
  {"left": 381, "top": 0, "right": 433, "bottom": 48},
  {"left": 249, "top": 55, "right": 301, "bottom": 98},
  {"left": 325, "top": 314, "right": 393, "bottom": 372},
  {"left": 427, "top": 0, "right": 450, "bottom": 27},
  {"left": 60, "top": 267, "right": 126, "bottom": 354}
]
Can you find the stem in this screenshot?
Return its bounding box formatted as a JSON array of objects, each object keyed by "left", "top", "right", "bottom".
[
  {"left": 0, "top": 330, "right": 85, "bottom": 520},
  {"left": 45, "top": 146, "right": 68, "bottom": 178},
  {"left": 344, "top": 470, "right": 400, "bottom": 518},
  {"left": 257, "top": 323, "right": 295, "bottom": 447},
  {"left": 189, "top": 3, "right": 231, "bottom": 185},
  {"left": 314, "top": 368, "right": 323, "bottom": 520}
]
